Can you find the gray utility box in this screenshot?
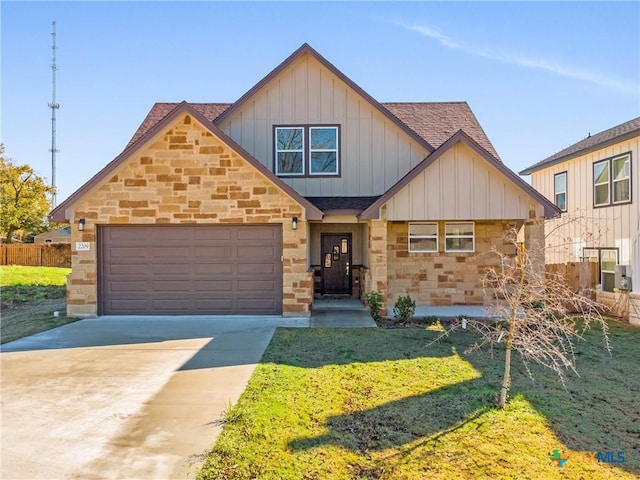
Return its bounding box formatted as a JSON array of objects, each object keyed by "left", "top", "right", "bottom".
[{"left": 614, "top": 265, "right": 632, "bottom": 291}]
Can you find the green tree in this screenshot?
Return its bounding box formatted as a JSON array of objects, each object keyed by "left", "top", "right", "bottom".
[{"left": 0, "top": 145, "right": 55, "bottom": 243}]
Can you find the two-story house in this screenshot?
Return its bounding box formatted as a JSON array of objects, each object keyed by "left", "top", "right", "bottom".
[
  {"left": 520, "top": 117, "right": 640, "bottom": 324},
  {"left": 51, "top": 44, "right": 558, "bottom": 318}
]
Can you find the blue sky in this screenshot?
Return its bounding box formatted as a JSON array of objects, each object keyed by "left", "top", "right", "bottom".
[{"left": 2, "top": 1, "right": 639, "bottom": 203}]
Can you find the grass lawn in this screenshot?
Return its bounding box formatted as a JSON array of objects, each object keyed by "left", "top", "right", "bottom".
[
  {"left": 0, "top": 265, "right": 76, "bottom": 344},
  {"left": 199, "top": 320, "right": 639, "bottom": 480}
]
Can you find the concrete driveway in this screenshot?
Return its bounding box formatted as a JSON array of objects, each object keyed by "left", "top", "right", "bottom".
[{"left": 1, "top": 315, "right": 307, "bottom": 480}]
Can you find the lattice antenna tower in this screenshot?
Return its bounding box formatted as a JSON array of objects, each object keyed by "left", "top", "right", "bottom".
[{"left": 48, "top": 21, "right": 60, "bottom": 208}]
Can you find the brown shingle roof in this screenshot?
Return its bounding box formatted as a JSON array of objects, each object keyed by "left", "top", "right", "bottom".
[
  {"left": 126, "top": 103, "right": 231, "bottom": 148},
  {"left": 126, "top": 101, "right": 498, "bottom": 159},
  {"left": 50, "top": 102, "right": 324, "bottom": 222},
  {"left": 382, "top": 102, "right": 499, "bottom": 159},
  {"left": 520, "top": 117, "right": 640, "bottom": 175},
  {"left": 305, "top": 196, "right": 381, "bottom": 214},
  {"left": 360, "top": 130, "right": 560, "bottom": 220}
]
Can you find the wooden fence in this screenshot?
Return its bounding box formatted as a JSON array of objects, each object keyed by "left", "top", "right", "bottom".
[
  {"left": 0, "top": 243, "right": 71, "bottom": 267},
  {"left": 546, "top": 262, "right": 599, "bottom": 297}
]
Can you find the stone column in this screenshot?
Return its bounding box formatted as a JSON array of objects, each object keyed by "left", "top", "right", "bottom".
[
  {"left": 523, "top": 218, "right": 545, "bottom": 278},
  {"left": 367, "top": 213, "right": 388, "bottom": 315}
]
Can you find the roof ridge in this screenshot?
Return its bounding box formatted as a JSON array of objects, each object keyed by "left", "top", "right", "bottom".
[
  {"left": 520, "top": 116, "right": 640, "bottom": 175},
  {"left": 381, "top": 101, "right": 468, "bottom": 105}
]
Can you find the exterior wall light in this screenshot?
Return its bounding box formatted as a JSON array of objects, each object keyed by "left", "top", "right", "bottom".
[
  {"left": 78, "top": 218, "right": 86, "bottom": 231},
  {"left": 292, "top": 217, "right": 298, "bottom": 230}
]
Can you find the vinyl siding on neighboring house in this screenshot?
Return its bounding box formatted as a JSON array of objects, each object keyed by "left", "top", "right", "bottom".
[
  {"left": 530, "top": 134, "right": 639, "bottom": 267},
  {"left": 216, "top": 54, "right": 429, "bottom": 197}
]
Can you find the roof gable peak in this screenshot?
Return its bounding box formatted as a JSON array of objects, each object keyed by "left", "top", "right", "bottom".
[
  {"left": 360, "top": 130, "right": 559, "bottom": 220},
  {"left": 214, "top": 43, "right": 435, "bottom": 152}
]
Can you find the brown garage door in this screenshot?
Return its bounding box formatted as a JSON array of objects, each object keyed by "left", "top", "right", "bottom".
[{"left": 99, "top": 225, "right": 283, "bottom": 315}]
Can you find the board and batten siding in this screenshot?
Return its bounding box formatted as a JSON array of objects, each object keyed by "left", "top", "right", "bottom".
[
  {"left": 385, "top": 142, "right": 543, "bottom": 221},
  {"left": 216, "top": 54, "right": 429, "bottom": 197},
  {"left": 530, "top": 134, "right": 639, "bottom": 275}
]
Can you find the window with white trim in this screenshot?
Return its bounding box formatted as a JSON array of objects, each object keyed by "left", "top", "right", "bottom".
[
  {"left": 554, "top": 171, "right": 567, "bottom": 211},
  {"left": 445, "top": 222, "right": 475, "bottom": 252},
  {"left": 274, "top": 126, "right": 339, "bottom": 176},
  {"left": 408, "top": 223, "right": 438, "bottom": 253},
  {"left": 593, "top": 153, "right": 631, "bottom": 207}
]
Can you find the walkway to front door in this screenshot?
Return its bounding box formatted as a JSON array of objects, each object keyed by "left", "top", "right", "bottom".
[{"left": 310, "top": 297, "right": 376, "bottom": 328}]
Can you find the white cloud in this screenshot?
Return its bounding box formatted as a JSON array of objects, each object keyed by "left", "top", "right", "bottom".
[{"left": 398, "top": 22, "right": 639, "bottom": 96}]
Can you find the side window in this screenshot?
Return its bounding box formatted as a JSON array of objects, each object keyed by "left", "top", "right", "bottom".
[
  {"left": 554, "top": 172, "right": 567, "bottom": 211},
  {"left": 593, "top": 153, "right": 632, "bottom": 207},
  {"left": 600, "top": 249, "right": 618, "bottom": 292},
  {"left": 593, "top": 160, "right": 610, "bottom": 207},
  {"left": 612, "top": 154, "right": 630, "bottom": 203}
]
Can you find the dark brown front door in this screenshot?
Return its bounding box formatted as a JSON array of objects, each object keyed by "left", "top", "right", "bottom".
[{"left": 321, "top": 234, "right": 351, "bottom": 295}]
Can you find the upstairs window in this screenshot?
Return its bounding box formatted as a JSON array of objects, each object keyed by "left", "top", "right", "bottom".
[
  {"left": 554, "top": 171, "right": 567, "bottom": 211},
  {"left": 445, "top": 222, "right": 475, "bottom": 253},
  {"left": 594, "top": 153, "right": 631, "bottom": 207},
  {"left": 613, "top": 154, "right": 630, "bottom": 203},
  {"left": 275, "top": 127, "right": 304, "bottom": 175},
  {"left": 408, "top": 223, "right": 438, "bottom": 253},
  {"left": 594, "top": 160, "right": 610, "bottom": 206},
  {"left": 310, "top": 127, "right": 338, "bottom": 174},
  {"left": 274, "top": 125, "right": 339, "bottom": 177}
]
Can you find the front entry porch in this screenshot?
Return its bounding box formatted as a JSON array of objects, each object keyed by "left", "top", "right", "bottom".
[{"left": 309, "top": 222, "right": 368, "bottom": 300}]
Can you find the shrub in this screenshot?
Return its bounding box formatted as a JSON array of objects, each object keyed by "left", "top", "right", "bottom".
[
  {"left": 365, "top": 290, "right": 383, "bottom": 321},
  {"left": 421, "top": 315, "right": 439, "bottom": 326},
  {"left": 393, "top": 295, "right": 416, "bottom": 324}
]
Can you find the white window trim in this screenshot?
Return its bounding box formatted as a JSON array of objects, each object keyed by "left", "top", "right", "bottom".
[
  {"left": 554, "top": 171, "right": 567, "bottom": 211},
  {"left": 444, "top": 222, "right": 475, "bottom": 253},
  {"left": 612, "top": 154, "right": 631, "bottom": 205},
  {"left": 275, "top": 127, "right": 305, "bottom": 176},
  {"left": 309, "top": 127, "right": 339, "bottom": 175},
  {"left": 408, "top": 222, "right": 438, "bottom": 253}
]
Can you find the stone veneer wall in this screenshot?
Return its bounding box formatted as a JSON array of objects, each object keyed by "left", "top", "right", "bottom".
[
  {"left": 387, "top": 220, "right": 517, "bottom": 306},
  {"left": 363, "top": 215, "right": 389, "bottom": 314},
  {"left": 67, "top": 113, "right": 311, "bottom": 317}
]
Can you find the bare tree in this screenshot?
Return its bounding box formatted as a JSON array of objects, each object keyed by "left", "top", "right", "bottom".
[{"left": 433, "top": 224, "right": 611, "bottom": 409}]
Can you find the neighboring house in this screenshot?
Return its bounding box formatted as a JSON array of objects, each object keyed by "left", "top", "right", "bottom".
[
  {"left": 520, "top": 117, "right": 640, "bottom": 324},
  {"left": 34, "top": 227, "right": 71, "bottom": 243},
  {"left": 50, "top": 44, "right": 558, "bottom": 318}
]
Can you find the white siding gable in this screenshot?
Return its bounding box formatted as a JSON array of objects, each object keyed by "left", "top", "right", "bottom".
[
  {"left": 216, "top": 54, "right": 429, "bottom": 197},
  {"left": 386, "top": 142, "right": 543, "bottom": 221}
]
